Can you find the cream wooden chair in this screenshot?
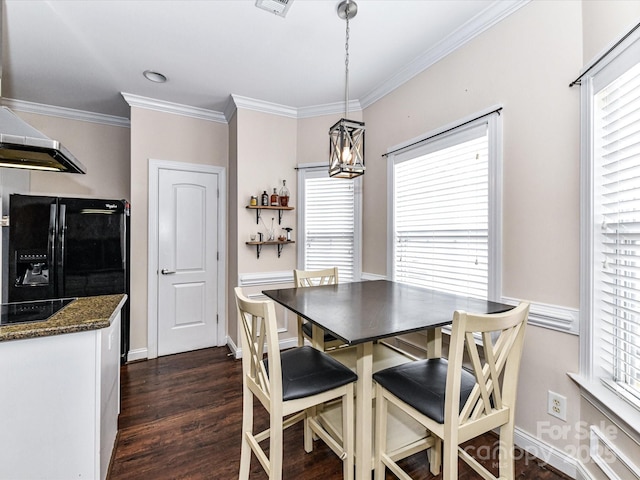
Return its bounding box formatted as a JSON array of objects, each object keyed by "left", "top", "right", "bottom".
[
  {"left": 373, "top": 302, "right": 530, "bottom": 480},
  {"left": 235, "top": 287, "right": 357, "bottom": 480},
  {"left": 293, "top": 267, "right": 342, "bottom": 351}
]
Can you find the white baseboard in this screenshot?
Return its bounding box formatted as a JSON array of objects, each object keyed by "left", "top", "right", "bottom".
[
  {"left": 226, "top": 336, "right": 240, "bottom": 359},
  {"left": 360, "top": 272, "right": 388, "bottom": 281},
  {"left": 127, "top": 347, "right": 148, "bottom": 362},
  {"left": 515, "top": 426, "right": 577, "bottom": 478}
]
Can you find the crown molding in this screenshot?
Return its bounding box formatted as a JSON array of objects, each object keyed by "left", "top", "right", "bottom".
[
  {"left": 227, "top": 95, "right": 362, "bottom": 120},
  {"left": 228, "top": 94, "right": 298, "bottom": 120},
  {"left": 1, "top": 97, "right": 130, "bottom": 128},
  {"left": 121, "top": 92, "right": 227, "bottom": 124},
  {"left": 297, "top": 100, "right": 362, "bottom": 119},
  {"left": 223, "top": 96, "right": 238, "bottom": 123},
  {"left": 360, "top": 0, "right": 529, "bottom": 109}
]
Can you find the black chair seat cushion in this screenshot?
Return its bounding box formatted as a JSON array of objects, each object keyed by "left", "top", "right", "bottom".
[
  {"left": 264, "top": 346, "right": 357, "bottom": 401},
  {"left": 301, "top": 321, "right": 339, "bottom": 343},
  {"left": 373, "top": 358, "right": 476, "bottom": 424}
]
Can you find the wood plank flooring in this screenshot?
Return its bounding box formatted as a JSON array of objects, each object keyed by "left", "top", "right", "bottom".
[{"left": 108, "top": 347, "right": 572, "bottom": 480}]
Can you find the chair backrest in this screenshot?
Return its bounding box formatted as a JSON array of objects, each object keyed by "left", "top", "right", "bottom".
[
  {"left": 445, "top": 302, "right": 530, "bottom": 427},
  {"left": 235, "top": 287, "right": 282, "bottom": 402},
  {"left": 294, "top": 267, "right": 339, "bottom": 288}
]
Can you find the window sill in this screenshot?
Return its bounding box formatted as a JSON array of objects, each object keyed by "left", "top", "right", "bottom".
[{"left": 568, "top": 372, "right": 640, "bottom": 440}]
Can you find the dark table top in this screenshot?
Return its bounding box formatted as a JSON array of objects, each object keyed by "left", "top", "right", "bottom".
[{"left": 263, "top": 280, "right": 513, "bottom": 345}]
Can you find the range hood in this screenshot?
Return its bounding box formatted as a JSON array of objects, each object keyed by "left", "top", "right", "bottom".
[{"left": 0, "top": 107, "right": 86, "bottom": 174}]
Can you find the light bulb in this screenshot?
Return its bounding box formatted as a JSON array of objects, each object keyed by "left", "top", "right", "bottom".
[{"left": 341, "top": 146, "right": 352, "bottom": 164}]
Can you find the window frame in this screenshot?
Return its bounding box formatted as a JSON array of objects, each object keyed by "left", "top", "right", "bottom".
[
  {"left": 386, "top": 109, "right": 503, "bottom": 302},
  {"left": 296, "top": 163, "right": 362, "bottom": 281},
  {"left": 579, "top": 27, "right": 640, "bottom": 413}
]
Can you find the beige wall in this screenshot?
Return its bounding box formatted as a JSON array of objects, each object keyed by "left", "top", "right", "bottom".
[
  {"left": 128, "top": 107, "right": 228, "bottom": 354},
  {"left": 582, "top": 0, "right": 640, "bottom": 63},
  {"left": 355, "top": 0, "right": 640, "bottom": 470},
  {"left": 363, "top": 1, "right": 582, "bottom": 306},
  {"left": 235, "top": 109, "right": 298, "bottom": 274},
  {"left": 229, "top": 108, "right": 299, "bottom": 346},
  {"left": 15, "top": 111, "right": 130, "bottom": 199},
  {"left": 227, "top": 111, "right": 239, "bottom": 351},
  {"left": 228, "top": 108, "right": 362, "bottom": 348},
  {"left": 362, "top": 0, "right": 585, "bottom": 458}
]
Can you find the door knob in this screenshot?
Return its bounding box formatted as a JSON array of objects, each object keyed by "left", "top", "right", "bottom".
[{"left": 161, "top": 269, "right": 176, "bottom": 275}]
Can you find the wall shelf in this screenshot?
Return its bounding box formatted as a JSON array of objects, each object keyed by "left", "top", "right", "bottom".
[
  {"left": 246, "top": 240, "right": 295, "bottom": 259},
  {"left": 246, "top": 205, "right": 294, "bottom": 225}
]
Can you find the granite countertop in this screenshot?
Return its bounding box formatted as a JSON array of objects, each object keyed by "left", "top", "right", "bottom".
[{"left": 0, "top": 294, "right": 127, "bottom": 342}]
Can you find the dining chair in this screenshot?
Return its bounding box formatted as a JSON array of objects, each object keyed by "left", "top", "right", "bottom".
[
  {"left": 235, "top": 287, "right": 357, "bottom": 480},
  {"left": 293, "top": 267, "right": 342, "bottom": 350},
  {"left": 373, "top": 301, "right": 530, "bottom": 480}
]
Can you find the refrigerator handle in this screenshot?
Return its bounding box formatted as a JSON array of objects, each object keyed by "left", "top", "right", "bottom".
[
  {"left": 49, "top": 203, "right": 57, "bottom": 268},
  {"left": 57, "top": 203, "right": 66, "bottom": 271}
]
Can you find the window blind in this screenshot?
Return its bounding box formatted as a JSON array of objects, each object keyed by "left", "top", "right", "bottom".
[
  {"left": 303, "top": 176, "right": 356, "bottom": 281},
  {"left": 594, "top": 60, "right": 640, "bottom": 401},
  {"left": 393, "top": 126, "right": 489, "bottom": 298}
]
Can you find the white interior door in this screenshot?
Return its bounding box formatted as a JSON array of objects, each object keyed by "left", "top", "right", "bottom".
[{"left": 156, "top": 167, "right": 218, "bottom": 356}]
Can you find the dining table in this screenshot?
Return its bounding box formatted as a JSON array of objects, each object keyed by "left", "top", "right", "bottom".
[{"left": 263, "top": 279, "right": 513, "bottom": 480}]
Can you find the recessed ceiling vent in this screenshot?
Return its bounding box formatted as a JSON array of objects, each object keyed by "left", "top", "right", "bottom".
[{"left": 255, "top": 0, "right": 293, "bottom": 18}]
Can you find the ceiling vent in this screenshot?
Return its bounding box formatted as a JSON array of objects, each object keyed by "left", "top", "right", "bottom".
[{"left": 255, "top": 0, "right": 293, "bottom": 18}]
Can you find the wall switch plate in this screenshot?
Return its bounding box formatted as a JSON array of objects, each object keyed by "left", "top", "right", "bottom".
[{"left": 548, "top": 390, "right": 567, "bottom": 421}]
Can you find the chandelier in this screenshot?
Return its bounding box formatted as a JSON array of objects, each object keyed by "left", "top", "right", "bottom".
[{"left": 329, "top": 0, "right": 365, "bottom": 179}]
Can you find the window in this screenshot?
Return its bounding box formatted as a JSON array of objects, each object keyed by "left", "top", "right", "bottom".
[
  {"left": 387, "top": 111, "right": 502, "bottom": 300},
  {"left": 582, "top": 33, "right": 640, "bottom": 405},
  {"left": 297, "top": 165, "right": 361, "bottom": 281}
]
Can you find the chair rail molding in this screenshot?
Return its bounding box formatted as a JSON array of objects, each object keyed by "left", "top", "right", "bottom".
[
  {"left": 235, "top": 271, "right": 298, "bottom": 359},
  {"left": 502, "top": 296, "right": 579, "bottom": 335},
  {"left": 238, "top": 270, "right": 294, "bottom": 287},
  {"left": 361, "top": 276, "right": 577, "bottom": 334}
]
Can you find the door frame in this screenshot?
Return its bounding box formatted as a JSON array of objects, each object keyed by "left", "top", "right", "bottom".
[{"left": 147, "top": 159, "right": 226, "bottom": 359}]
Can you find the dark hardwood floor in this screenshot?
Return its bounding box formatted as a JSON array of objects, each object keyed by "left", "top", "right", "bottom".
[{"left": 108, "top": 347, "right": 571, "bottom": 480}]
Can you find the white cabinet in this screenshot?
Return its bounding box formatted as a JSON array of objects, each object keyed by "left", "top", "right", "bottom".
[{"left": 0, "top": 312, "right": 121, "bottom": 480}]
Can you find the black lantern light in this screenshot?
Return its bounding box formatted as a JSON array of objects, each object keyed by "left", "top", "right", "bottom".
[{"left": 329, "top": 0, "right": 365, "bottom": 179}]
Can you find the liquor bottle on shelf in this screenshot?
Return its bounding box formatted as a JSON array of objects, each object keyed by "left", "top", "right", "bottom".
[
  {"left": 278, "top": 180, "right": 290, "bottom": 207},
  {"left": 261, "top": 190, "right": 269, "bottom": 206},
  {"left": 270, "top": 188, "right": 279, "bottom": 206}
]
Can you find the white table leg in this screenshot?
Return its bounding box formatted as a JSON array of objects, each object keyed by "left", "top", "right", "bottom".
[
  {"left": 425, "top": 327, "right": 442, "bottom": 358},
  {"left": 355, "top": 342, "right": 373, "bottom": 480},
  {"left": 311, "top": 324, "right": 325, "bottom": 351}
]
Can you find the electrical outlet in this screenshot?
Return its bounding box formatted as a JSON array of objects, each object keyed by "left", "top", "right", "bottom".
[{"left": 547, "top": 390, "right": 567, "bottom": 421}]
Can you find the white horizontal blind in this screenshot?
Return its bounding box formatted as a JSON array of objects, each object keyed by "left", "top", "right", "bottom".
[
  {"left": 302, "top": 175, "right": 356, "bottom": 281},
  {"left": 393, "top": 125, "right": 489, "bottom": 298},
  {"left": 594, "top": 60, "right": 640, "bottom": 402}
]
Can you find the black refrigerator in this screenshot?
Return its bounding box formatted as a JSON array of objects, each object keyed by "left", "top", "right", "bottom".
[{"left": 7, "top": 194, "right": 130, "bottom": 363}]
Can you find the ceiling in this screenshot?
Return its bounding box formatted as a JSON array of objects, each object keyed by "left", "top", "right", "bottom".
[{"left": 1, "top": 0, "right": 524, "bottom": 121}]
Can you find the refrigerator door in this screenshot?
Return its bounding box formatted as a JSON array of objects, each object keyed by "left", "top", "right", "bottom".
[
  {"left": 8, "top": 194, "right": 58, "bottom": 302},
  {"left": 58, "top": 198, "right": 127, "bottom": 298}
]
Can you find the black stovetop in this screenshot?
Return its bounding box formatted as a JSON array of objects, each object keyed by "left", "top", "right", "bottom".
[{"left": 0, "top": 298, "right": 75, "bottom": 326}]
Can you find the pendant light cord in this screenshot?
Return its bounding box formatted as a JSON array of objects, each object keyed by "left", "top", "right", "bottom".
[{"left": 344, "top": 2, "right": 350, "bottom": 118}]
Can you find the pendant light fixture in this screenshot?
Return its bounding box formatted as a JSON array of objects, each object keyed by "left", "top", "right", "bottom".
[{"left": 329, "top": 0, "right": 365, "bottom": 179}]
